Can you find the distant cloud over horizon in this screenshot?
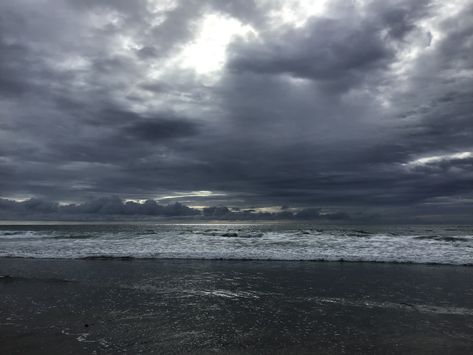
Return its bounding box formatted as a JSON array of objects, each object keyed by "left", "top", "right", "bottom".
[
  {"left": 0, "top": 196, "right": 470, "bottom": 224},
  {"left": 0, "top": 196, "right": 359, "bottom": 222},
  {"left": 0, "top": 0, "right": 472, "bottom": 222}
]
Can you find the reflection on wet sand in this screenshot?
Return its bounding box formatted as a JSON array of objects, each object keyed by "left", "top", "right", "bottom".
[{"left": 1, "top": 257, "right": 473, "bottom": 354}]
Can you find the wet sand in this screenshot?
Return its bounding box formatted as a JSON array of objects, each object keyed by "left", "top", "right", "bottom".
[{"left": 1, "top": 258, "right": 473, "bottom": 354}]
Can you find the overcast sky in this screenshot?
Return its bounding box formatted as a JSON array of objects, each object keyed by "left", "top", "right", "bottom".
[{"left": 0, "top": 0, "right": 472, "bottom": 221}]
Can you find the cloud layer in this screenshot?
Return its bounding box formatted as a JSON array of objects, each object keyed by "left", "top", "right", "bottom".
[
  {"left": 0, "top": 0, "right": 472, "bottom": 221},
  {"left": 0, "top": 197, "right": 356, "bottom": 222}
]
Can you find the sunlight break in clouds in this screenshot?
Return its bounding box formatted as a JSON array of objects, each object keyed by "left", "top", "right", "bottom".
[
  {"left": 0, "top": 0, "right": 472, "bottom": 221},
  {"left": 405, "top": 152, "right": 473, "bottom": 167},
  {"left": 157, "top": 190, "right": 227, "bottom": 201},
  {"left": 179, "top": 14, "right": 255, "bottom": 77}
]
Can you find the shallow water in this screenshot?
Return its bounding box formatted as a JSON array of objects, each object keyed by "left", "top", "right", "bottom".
[
  {"left": 1, "top": 258, "right": 473, "bottom": 354},
  {"left": 0, "top": 223, "right": 472, "bottom": 265}
]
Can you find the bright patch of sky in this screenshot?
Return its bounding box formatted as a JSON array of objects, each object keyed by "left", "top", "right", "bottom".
[
  {"left": 405, "top": 152, "right": 473, "bottom": 167},
  {"left": 147, "top": 13, "right": 256, "bottom": 85},
  {"left": 267, "top": 0, "right": 329, "bottom": 27},
  {"left": 180, "top": 14, "right": 255, "bottom": 77},
  {"left": 147, "top": 0, "right": 178, "bottom": 26},
  {"left": 157, "top": 190, "right": 227, "bottom": 201}
]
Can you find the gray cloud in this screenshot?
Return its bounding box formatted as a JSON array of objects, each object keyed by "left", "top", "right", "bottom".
[
  {"left": 0, "top": 197, "right": 357, "bottom": 221},
  {"left": 0, "top": 0, "right": 472, "bottom": 222},
  {"left": 124, "top": 117, "right": 199, "bottom": 142},
  {"left": 228, "top": 17, "right": 392, "bottom": 88}
]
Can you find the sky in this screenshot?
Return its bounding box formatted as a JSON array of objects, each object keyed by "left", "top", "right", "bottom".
[{"left": 0, "top": 0, "right": 472, "bottom": 222}]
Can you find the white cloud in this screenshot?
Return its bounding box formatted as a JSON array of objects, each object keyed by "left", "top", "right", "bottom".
[
  {"left": 178, "top": 14, "right": 256, "bottom": 77},
  {"left": 267, "top": 0, "right": 329, "bottom": 28},
  {"left": 157, "top": 190, "right": 227, "bottom": 201},
  {"left": 405, "top": 151, "right": 473, "bottom": 167},
  {"left": 146, "top": 13, "right": 256, "bottom": 86}
]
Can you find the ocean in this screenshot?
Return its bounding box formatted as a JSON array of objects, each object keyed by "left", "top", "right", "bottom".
[
  {"left": 1, "top": 223, "right": 472, "bottom": 265},
  {"left": 2, "top": 223, "right": 473, "bottom": 353}
]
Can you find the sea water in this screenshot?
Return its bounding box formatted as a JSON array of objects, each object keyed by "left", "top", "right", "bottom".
[{"left": 0, "top": 223, "right": 472, "bottom": 265}]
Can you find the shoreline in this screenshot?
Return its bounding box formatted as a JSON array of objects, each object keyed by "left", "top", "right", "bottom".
[{"left": 1, "top": 255, "right": 472, "bottom": 267}]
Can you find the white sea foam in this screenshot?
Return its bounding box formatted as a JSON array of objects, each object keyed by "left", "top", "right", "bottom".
[{"left": 0, "top": 224, "right": 472, "bottom": 265}]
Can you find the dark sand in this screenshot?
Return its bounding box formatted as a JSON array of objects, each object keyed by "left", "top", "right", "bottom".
[{"left": 1, "top": 258, "right": 473, "bottom": 354}]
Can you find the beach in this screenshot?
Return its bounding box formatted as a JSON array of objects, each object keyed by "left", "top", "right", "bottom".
[
  {"left": 1, "top": 257, "right": 473, "bottom": 354},
  {"left": 2, "top": 0, "right": 472, "bottom": 352}
]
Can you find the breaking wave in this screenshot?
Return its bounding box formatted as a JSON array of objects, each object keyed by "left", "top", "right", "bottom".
[{"left": 1, "top": 224, "right": 472, "bottom": 265}]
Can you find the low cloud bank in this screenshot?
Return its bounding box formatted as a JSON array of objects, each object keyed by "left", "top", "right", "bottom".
[{"left": 0, "top": 197, "right": 352, "bottom": 221}]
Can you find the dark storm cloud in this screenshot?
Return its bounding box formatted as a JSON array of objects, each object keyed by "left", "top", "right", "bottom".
[
  {"left": 124, "top": 117, "right": 199, "bottom": 142},
  {"left": 228, "top": 17, "right": 392, "bottom": 87},
  {"left": 0, "top": 41, "right": 30, "bottom": 97},
  {"left": 0, "top": 197, "right": 200, "bottom": 219},
  {"left": 227, "top": 0, "right": 434, "bottom": 89},
  {"left": 0, "top": 0, "right": 472, "bottom": 222},
  {"left": 0, "top": 197, "right": 358, "bottom": 221}
]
